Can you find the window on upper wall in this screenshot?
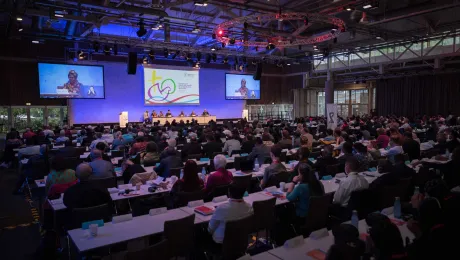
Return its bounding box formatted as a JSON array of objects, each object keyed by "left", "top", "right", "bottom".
[
  {"left": 334, "top": 90, "right": 349, "bottom": 104},
  {"left": 317, "top": 91, "right": 325, "bottom": 116},
  {"left": 350, "top": 89, "right": 369, "bottom": 116}
]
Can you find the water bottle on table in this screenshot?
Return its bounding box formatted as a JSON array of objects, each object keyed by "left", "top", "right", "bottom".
[
  {"left": 413, "top": 186, "right": 420, "bottom": 196},
  {"left": 201, "top": 167, "right": 206, "bottom": 181},
  {"left": 254, "top": 159, "right": 259, "bottom": 171},
  {"left": 180, "top": 169, "right": 184, "bottom": 179},
  {"left": 351, "top": 210, "right": 359, "bottom": 228},
  {"left": 394, "top": 197, "right": 401, "bottom": 219}
]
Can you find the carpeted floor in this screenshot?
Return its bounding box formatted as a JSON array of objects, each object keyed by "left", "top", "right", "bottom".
[{"left": 0, "top": 168, "right": 42, "bottom": 260}]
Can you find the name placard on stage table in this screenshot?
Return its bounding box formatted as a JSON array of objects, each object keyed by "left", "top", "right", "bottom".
[{"left": 119, "top": 111, "right": 128, "bottom": 128}]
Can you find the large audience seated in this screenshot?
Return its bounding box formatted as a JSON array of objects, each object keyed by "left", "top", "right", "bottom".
[{"left": 4, "top": 113, "right": 460, "bottom": 259}]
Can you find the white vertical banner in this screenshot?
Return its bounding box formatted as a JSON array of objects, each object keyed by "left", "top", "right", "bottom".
[
  {"left": 119, "top": 111, "right": 128, "bottom": 128},
  {"left": 326, "top": 104, "right": 338, "bottom": 130}
]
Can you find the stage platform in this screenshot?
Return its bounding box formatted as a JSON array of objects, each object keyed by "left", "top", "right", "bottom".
[{"left": 150, "top": 116, "right": 216, "bottom": 124}]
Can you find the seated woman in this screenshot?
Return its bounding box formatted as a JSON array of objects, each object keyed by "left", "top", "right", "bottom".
[
  {"left": 288, "top": 146, "right": 314, "bottom": 182},
  {"left": 140, "top": 142, "right": 160, "bottom": 166},
  {"left": 170, "top": 160, "right": 204, "bottom": 198},
  {"left": 286, "top": 163, "right": 325, "bottom": 227},
  {"left": 45, "top": 155, "right": 77, "bottom": 193}
]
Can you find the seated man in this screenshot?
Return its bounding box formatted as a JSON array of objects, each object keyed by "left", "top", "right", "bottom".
[
  {"left": 202, "top": 109, "right": 210, "bottom": 116},
  {"left": 205, "top": 154, "right": 233, "bottom": 192},
  {"left": 181, "top": 136, "right": 202, "bottom": 159},
  {"left": 333, "top": 157, "right": 369, "bottom": 207},
  {"left": 88, "top": 149, "right": 115, "bottom": 179},
  {"left": 18, "top": 138, "right": 40, "bottom": 160},
  {"left": 247, "top": 137, "right": 270, "bottom": 166},
  {"left": 63, "top": 163, "right": 112, "bottom": 210},
  {"left": 89, "top": 132, "right": 108, "bottom": 150},
  {"left": 260, "top": 145, "right": 287, "bottom": 189},
  {"left": 160, "top": 139, "right": 179, "bottom": 159},
  {"left": 55, "top": 130, "right": 70, "bottom": 144},
  {"left": 207, "top": 185, "right": 253, "bottom": 244},
  {"left": 202, "top": 135, "right": 223, "bottom": 158},
  {"left": 165, "top": 109, "right": 172, "bottom": 118},
  {"left": 155, "top": 147, "right": 183, "bottom": 178},
  {"left": 151, "top": 110, "right": 158, "bottom": 118},
  {"left": 179, "top": 111, "right": 185, "bottom": 117},
  {"left": 190, "top": 111, "right": 197, "bottom": 117},
  {"left": 159, "top": 111, "right": 164, "bottom": 117}
]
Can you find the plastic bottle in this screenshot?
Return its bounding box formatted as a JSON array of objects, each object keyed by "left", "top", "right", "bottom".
[
  {"left": 291, "top": 136, "right": 295, "bottom": 147},
  {"left": 414, "top": 186, "right": 420, "bottom": 196},
  {"left": 351, "top": 210, "right": 359, "bottom": 229},
  {"left": 201, "top": 167, "right": 206, "bottom": 179},
  {"left": 254, "top": 159, "right": 260, "bottom": 171},
  {"left": 394, "top": 197, "right": 402, "bottom": 219},
  {"left": 180, "top": 169, "right": 184, "bottom": 179}
]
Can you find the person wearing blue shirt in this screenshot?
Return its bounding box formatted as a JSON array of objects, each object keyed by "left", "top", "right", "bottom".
[{"left": 286, "top": 162, "right": 325, "bottom": 227}]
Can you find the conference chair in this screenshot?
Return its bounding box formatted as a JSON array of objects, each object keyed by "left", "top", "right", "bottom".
[
  {"left": 174, "top": 190, "right": 205, "bottom": 208},
  {"left": 89, "top": 176, "right": 117, "bottom": 191},
  {"left": 234, "top": 156, "right": 247, "bottom": 171},
  {"left": 205, "top": 184, "right": 230, "bottom": 202},
  {"left": 70, "top": 203, "right": 112, "bottom": 230},
  {"left": 379, "top": 178, "right": 412, "bottom": 208},
  {"left": 265, "top": 171, "right": 290, "bottom": 188},
  {"left": 232, "top": 174, "right": 252, "bottom": 192},
  {"left": 221, "top": 215, "right": 254, "bottom": 260},
  {"left": 125, "top": 239, "right": 169, "bottom": 260},
  {"left": 252, "top": 197, "right": 276, "bottom": 243},
  {"left": 164, "top": 214, "right": 195, "bottom": 258},
  {"left": 300, "top": 193, "right": 333, "bottom": 236}
]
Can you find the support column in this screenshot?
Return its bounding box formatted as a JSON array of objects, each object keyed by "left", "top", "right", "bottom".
[{"left": 324, "top": 71, "right": 334, "bottom": 116}]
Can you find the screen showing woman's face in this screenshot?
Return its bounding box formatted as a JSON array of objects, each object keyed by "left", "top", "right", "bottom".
[
  {"left": 241, "top": 79, "right": 246, "bottom": 87},
  {"left": 68, "top": 75, "right": 76, "bottom": 84}
]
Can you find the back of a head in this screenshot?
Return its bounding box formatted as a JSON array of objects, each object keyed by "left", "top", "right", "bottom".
[
  {"left": 96, "top": 132, "right": 102, "bottom": 139},
  {"left": 270, "top": 145, "right": 282, "bottom": 158},
  {"left": 346, "top": 157, "right": 360, "bottom": 172},
  {"left": 403, "top": 131, "right": 412, "bottom": 139},
  {"left": 353, "top": 143, "right": 366, "bottom": 154},
  {"left": 369, "top": 221, "right": 405, "bottom": 258},
  {"left": 255, "top": 137, "right": 263, "bottom": 145},
  {"left": 206, "top": 134, "right": 215, "bottom": 142},
  {"left": 91, "top": 149, "right": 103, "bottom": 160},
  {"left": 167, "top": 138, "right": 177, "bottom": 148},
  {"left": 60, "top": 130, "right": 65, "bottom": 136},
  {"left": 342, "top": 141, "right": 353, "bottom": 154},
  {"left": 228, "top": 184, "right": 246, "bottom": 200},
  {"left": 419, "top": 197, "right": 443, "bottom": 232},
  {"left": 51, "top": 155, "right": 67, "bottom": 172},
  {"left": 298, "top": 146, "right": 310, "bottom": 160},
  {"left": 76, "top": 163, "right": 92, "bottom": 181},
  {"left": 332, "top": 224, "right": 359, "bottom": 245},
  {"left": 190, "top": 136, "right": 197, "bottom": 143},
  {"left": 282, "top": 130, "right": 290, "bottom": 139},
  {"left": 166, "top": 147, "right": 177, "bottom": 156},
  {"left": 146, "top": 142, "right": 158, "bottom": 153},
  {"left": 95, "top": 142, "right": 106, "bottom": 151},
  {"left": 213, "top": 154, "right": 227, "bottom": 170},
  {"left": 327, "top": 129, "right": 333, "bottom": 136},
  {"left": 262, "top": 133, "right": 271, "bottom": 142},
  {"left": 323, "top": 145, "right": 334, "bottom": 156},
  {"left": 424, "top": 179, "right": 449, "bottom": 201}
]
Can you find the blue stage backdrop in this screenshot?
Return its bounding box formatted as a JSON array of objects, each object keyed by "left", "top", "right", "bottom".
[{"left": 69, "top": 62, "right": 246, "bottom": 124}]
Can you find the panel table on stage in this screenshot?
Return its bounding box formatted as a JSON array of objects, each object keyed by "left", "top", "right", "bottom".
[{"left": 151, "top": 116, "right": 216, "bottom": 124}]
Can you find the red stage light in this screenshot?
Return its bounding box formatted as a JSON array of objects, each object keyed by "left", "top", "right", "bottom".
[{"left": 218, "top": 30, "right": 223, "bottom": 35}]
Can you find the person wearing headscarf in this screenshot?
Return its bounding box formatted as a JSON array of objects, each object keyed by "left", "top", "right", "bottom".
[{"left": 60, "top": 70, "right": 82, "bottom": 95}]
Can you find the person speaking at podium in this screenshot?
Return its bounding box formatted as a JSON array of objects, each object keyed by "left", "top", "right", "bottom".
[
  {"left": 190, "top": 111, "right": 197, "bottom": 117},
  {"left": 143, "top": 110, "right": 150, "bottom": 123},
  {"left": 151, "top": 110, "right": 157, "bottom": 118},
  {"left": 179, "top": 111, "right": 185, "bottom": 117},
  {"left": 202, "top": 109, "right": 210, "bottom": 116},
  {"left": 159, "top": 111, "right": 164, "bottom": 117},
  {"left": 165, "top": 110, "right": 172, "bottom": 118}
]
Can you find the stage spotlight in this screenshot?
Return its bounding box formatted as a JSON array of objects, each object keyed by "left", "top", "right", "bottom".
[
  {"left": 211, "top": 53, "right": 217, "bottom": 62},
  {"left": 113, "top": 43, "right": 118, "bottom": 55},
  {"left": 136, "top": 19, "right": 147, "bottom": 37},
  {"left": 103, "top": 45, "right": 111, "bottom": 55},
  {"left": 194, "top": 0, "right": 208, "bottom": 6},
  {"left": 218, "top": 30, "right": 223, "bottom": 35},
  {"left": 304, "top": 16, "right": 309, "bottom": 25},
  {"left": 163, "top": 48, "right": 168, "bottom": 58},
  {"left": 16, "top": 17, "right": 23, "bottom": 21},
  {"left": 196, "top": 51, "right": 202, "bottom": 61},
  {"left": 148, "top": 50, "right": 155, "bottom": 59},
  {"left": 211, "top": 46, "right": 216, "bottom": 51},
  {"left": 18, "top": 23, "right": 23, "bottom": 32},
  {"left": 93, "top": 41, "right": 100, "bottom": 52},
  {"left": 229, "top": 38, "right": 236, "bottom": 44},
  {"left": 143, "top": 56, "right": 148, "bottom": 64}
]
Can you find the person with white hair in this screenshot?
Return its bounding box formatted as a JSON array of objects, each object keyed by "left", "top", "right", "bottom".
[
  {"left": 55, "top": 130, "right": 70, "bottom": 144},
  {"left": 112, "top": 131, "right": 125, "bottom": 150},
  {"left": 160, "top": 138, "right": 178, "bottom": 159},
  {"left": 205, "top": 154, "right": 233, "bottom": 192}
]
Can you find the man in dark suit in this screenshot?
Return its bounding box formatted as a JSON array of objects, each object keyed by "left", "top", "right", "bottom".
[
  {"left": 202, "top": 135, "right": 223, "bottom": 158},
  {"left": 155, "top": 147, "right": 183, "bottom": 178},
  {"left": 313, "top": 145, "right": 339, "bottom": 177},
  {"left": 247, "top": 137, "right": 270, "bottom": 165},
  {"left": 181, "top": 136, "right": 202, "bottom": 159},
  {"left": 241, "top": 134, "right": 255, "bottom": 154},
  {"left": 402, "top": 132, "right": 420, "bottom": 161},
  {"left": 63, "top": 163, "right": 112, "bottom": 210},
  {"left": 370, "top": 154, "right": 414, "bottom": 191}
]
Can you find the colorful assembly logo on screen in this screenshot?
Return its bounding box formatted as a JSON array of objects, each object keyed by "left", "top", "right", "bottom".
[{"left": 145, "top": 69, "right": 199, "bottom": 105}]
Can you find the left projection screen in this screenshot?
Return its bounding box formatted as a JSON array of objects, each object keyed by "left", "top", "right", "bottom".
[{"left": 144, "top": 67, "right": 200, "bottom": 105}]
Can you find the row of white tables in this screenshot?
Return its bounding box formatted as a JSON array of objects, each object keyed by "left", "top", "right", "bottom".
[{"left": 67, "top": 187, "right": 289, "bottom": 253}]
